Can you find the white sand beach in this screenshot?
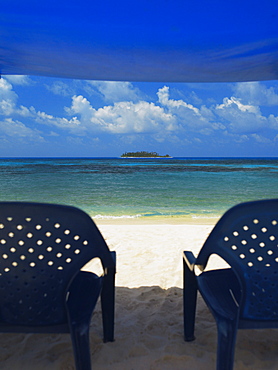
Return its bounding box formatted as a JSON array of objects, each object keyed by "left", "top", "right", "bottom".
[{"left": 0, "top": 221, "right": 277, "bottom": 369}]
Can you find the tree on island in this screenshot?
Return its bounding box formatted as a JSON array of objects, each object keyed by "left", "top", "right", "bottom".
[{"left": 121, "top": 151, "right": 171, "bottom": 158}]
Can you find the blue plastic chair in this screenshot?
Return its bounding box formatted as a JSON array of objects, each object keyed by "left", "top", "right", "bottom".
[
  {"left": 183, "top": 199, "right": 278, "bottom": 370},
  {"left": 0, "top": 202, "right": 116, "bottom": 370}
]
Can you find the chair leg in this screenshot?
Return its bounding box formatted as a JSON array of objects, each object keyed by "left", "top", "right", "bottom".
[
  {"left": 183, "top": 257, "right": 198, "bottom": 341},
  {"left": 101, "top": 253, "right": 116, "bottom": 342},
  {"left": 67, "top": 271, "right": 103, "bottom": 370},
  {"left": 216, "top": 317, "right": 238, "bottom": 370},
  {"left": 70, "top": 323, "right": 92, "bottom": 370}
]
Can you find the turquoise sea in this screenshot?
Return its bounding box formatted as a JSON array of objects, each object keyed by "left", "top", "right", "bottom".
[{"left": 1, "top": 157, "right": 278, "bottom": 222}]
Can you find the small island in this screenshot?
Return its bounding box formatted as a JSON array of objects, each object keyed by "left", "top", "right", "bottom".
[{"left": 121, "top": 151, "right": 171, "bottom": 158}]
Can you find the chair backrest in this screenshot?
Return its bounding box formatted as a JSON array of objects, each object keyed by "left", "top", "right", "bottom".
[
  {"left": 196, "top": 199, "right": 278, "bottom": 321},
  {"left": 0, "top": 202, "right": 113, "bottom": 327}
]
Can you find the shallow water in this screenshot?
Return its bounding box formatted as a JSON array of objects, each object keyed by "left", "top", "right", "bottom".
[{"left": 0, "top": 157, "right": 278, "bottom": 221}]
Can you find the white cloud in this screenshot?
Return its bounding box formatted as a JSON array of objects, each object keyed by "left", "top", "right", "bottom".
[
  {"left": 0, "top": 99, "right": 15, "bottom": 116},
  {"left": 0, "top": 78, "right": 18, "bottom": 115},
  {"left": 94, "top": 101, "right": 176, "bottom": 134},
  {"left": 0, "top": 78, "right": 34, "bottom": 117},
  {"left": 2, "top": 77, "right": 278, "bottom": 152},
  {"left": 217, "top": 96, "right": 260, "bottom": 114},
  {"left": 157, "top": 86, "right": 200, "bottom": 114},
  {"left": 32, "top": 92, "right": 175, "bottom": 137},
  {"left": 34, "top": 85, "right": 278, "bottom": 148},
  {"left": 87, "top": 81, "right": 144, "bottom": 102},
  {"left": 35, "top": 109, "right": 82, "bottom": 133},
  {"left": 233, "top": 82, "right": 278, "bottom": 106},
  {"left": 157, "top": 86, "right": 218, "bottom": 132},
  {"left": 269, "top": 114, "right": 278, "bottom": 130},
  {"left": 215, "top": 96, "right": 268, "bottom": 134},
  {"left": 68, "top": 95, "right": 96, "bottom": 122},
  {"left": 17, "top": 105, "right": 33, "bottom": 117},
  {"left": 250, "top": 133, "right": 272, "bottom": 144},
  {"left": 0, "top": 118, "right": 44, "bottom": 141},
  {"left": 67, "top": 95, "right": 176, "bottom": 134},
  {"left": 4, "top": 75, "right": 31, "bottom": 85},
  {"left": 46, "top": 81, "right": 76, "bottom": 96},
  {"left": 59, "top": 86, "right": 278, "bottom": 141},
  {"left": 236, "top": 135, "right": 249, "bottom": 143},
  {"left": 189, "top": 91, "right": 203, "bottom": 105}
]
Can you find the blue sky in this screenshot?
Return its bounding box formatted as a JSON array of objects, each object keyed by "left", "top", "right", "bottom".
[{"left": 1, "top": 75, "right": 278, "bottom": 157}]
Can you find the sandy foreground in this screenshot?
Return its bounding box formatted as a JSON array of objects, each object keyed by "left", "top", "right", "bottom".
[{"left": 0, "top": 222, "right": 277, "bottom": 369}]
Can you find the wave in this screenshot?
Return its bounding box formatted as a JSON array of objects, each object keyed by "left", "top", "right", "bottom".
[
  {"left": 91, "top": 212, "right": 221, "bottom": 220},
  {"left": 92, "top": 214, "right": 143, "bottom": 220}
]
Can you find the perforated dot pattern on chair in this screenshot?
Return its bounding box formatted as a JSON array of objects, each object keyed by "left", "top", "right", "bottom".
[
  {"left": 0, "top": 205, "right": 101, "bottom": 326},
  {"left": 222, "top": 216, "right": 278, "bottom": 320}
]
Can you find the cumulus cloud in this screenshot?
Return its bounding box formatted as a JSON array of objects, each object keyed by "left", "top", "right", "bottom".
[
  {"left": 188, "top": 91, "right": 203, "bottom": 105},
  {"left": 215, "top": 96, "right": 268, "bottom": 134},
  {"left": 94, "top": 101, "right": 175, "bottom": 134},
  {"left": 233, "top": 81, "right": 278, "bottom": 106},
  {"left": 45, "top": 81, "right": 76, "bottom": 97},
  {"left": 68, "top": 95, "right": 96, "bottom": 123},
  {"left": 4, "top": 75, "right": 32, "bottom": 85},
  {"left": 0, "top": 78, "right": 18, "bottom": 115},
  {"left": 250, "top": 133, "right": 272, "bottom": 144},
  {"left": 35, "top": 84, "right": 278, "bottom": 144},
  {"left": 34, "top": 109, "right": 83, "bottom": 134},
  {"left": 0, "top": 118, "right": 44, "bottom": 141},
  {"left": 157, "top": 86, "right": 219, "bottom": 133},
  {"left": 216, "top": 96, "right": 260, "bottom": 114},
  {"left": 2, "top": 77, "right": 278, "bottom": 153},
  {"left": 157, "top": 86, "right": 199, "bottom": 113},
  {"left": 156, "top": 85, "right": 278, "bottom": 143},
  {"left": 86, "top": 81, "right": 145, "bottom": 102},
  {"left": 0, "top": 78, "right": 34, "bottom": 117},
  {"left": 269, "top": 114, "right": 278, "bottom": 130},
  {"left": 67, "top": 95, "right": 176, "bottom": 135}
]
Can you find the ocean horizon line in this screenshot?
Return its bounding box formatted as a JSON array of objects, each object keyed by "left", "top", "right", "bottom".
[{"left": 1, "top": 156, "right": 278, "bottom": 160}]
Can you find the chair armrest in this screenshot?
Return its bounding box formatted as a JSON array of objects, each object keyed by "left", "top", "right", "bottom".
[
  {"left": 101, "top": 251, "right": 116, "bottom": 277},
  {"left": 184, "top": 250, "right": 206, "bottom": 272},
  {"left": 183, "top": 251, "right": 197, "bottom": 271},
  {"left": 103, "top": 251, "right": 116, "bottom": 275}
]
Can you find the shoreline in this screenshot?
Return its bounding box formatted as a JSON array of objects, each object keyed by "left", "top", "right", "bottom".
[{"left": 94, "top": 215, "right": 219, "bottom": 226}]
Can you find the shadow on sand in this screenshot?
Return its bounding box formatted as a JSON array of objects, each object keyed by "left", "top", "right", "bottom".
[{"left": 0, "top": 286, "right": 277, "bottom": 369}]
